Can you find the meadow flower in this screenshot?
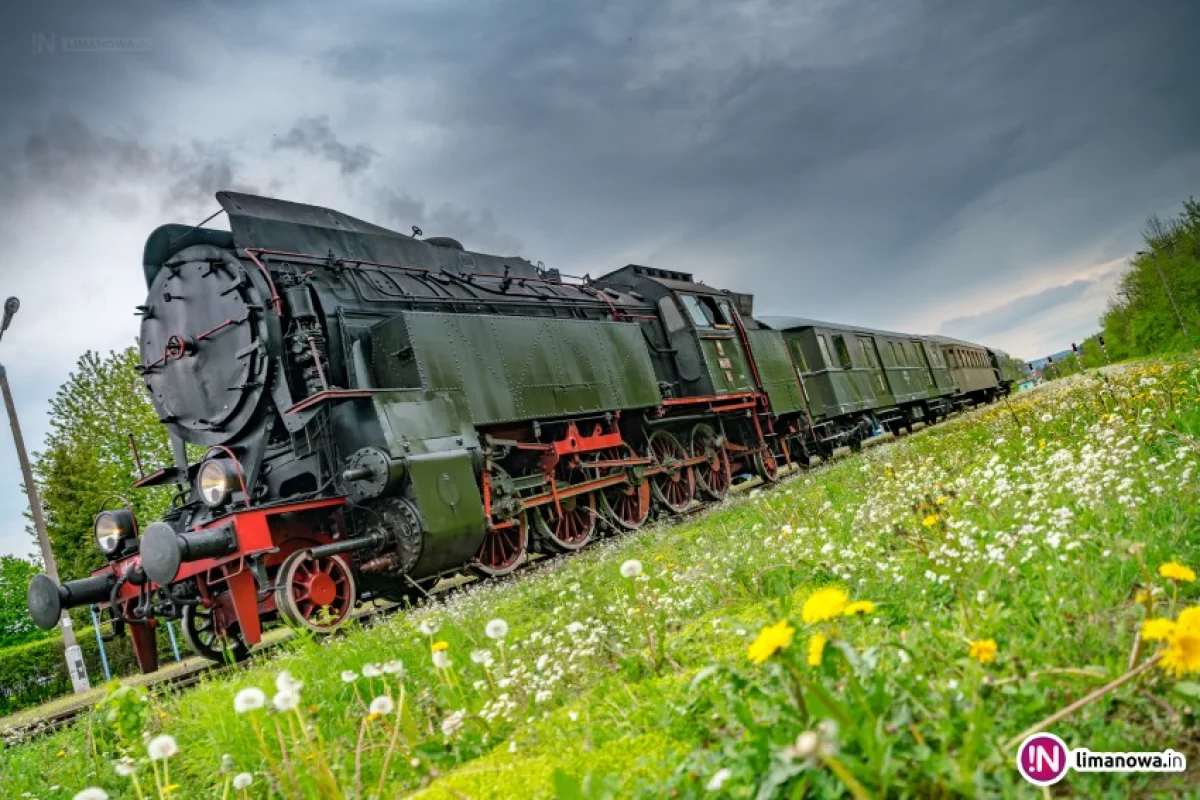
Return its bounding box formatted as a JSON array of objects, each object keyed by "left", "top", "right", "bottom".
[
  {"left": 341, "top": 670, "right": 358, "bottom": 683},
  {"left": 807, "top": 633, "right": 827, "bottom": 666},
  {"left": 566, "top": 621, "right": 585, "bottom": 635},
  {"left": 843, "top": 600, "right": 875, "bottom": 616},
  {"left": 114, "top": 757, "right": 136, "bottom": 777},
  {"left": 362, "top": 663, "right": 382, "bottom": 678},
  {"left": 368, "top": 695, "right": 395, "bottom": 717},
  {"left": 470, "top": 649, "right": 493, "bottom": 666},
  {"left": 1159, "top": 561, "right": 1196, "bottom": 583},
  {"left": 382, "top": 659, "right": 405, "bottom": 675},
  {"left": 1176, "top": 607, "right": 1200, "bottom": 631},
  {"left": 620, "top": 559, "right": 643, "bottom": 578},
  {"left": 968, "top": 639, "right": 998, "bottom": 664},
  {"left": 273, "top": 690, "right": 301, "bottom": 712},
  {"left": 232, "top": 773, "right": 253, "bottom": 790},
  {"left": 432, "top": 640, "right": 450, "bottom": 652},
  {"left": 419, "top": 618, "right": 440, "bottom": 636},
  {"left": 747, "top": 620, "right": 794, "bottom": 664},
  {"left": 72, "top": 790, "right": 107, "bottom": 800},
  {"left": 790, "top": 730, "right": 821, "bottom": 760},
  {"left": 275, "top": 670, "right": 303, "bottom": 693},
  {"left": 706, "top": 768, "right": 732, "bottom": 791},
  {"left": 433, "top": 650, "right": 452, "bottom": 670},
  {"left": 441, "top": 710, "right": 466, "bottom": 737},
  {"left": 147, "top": 734, "right": 178, "bottom": 761},
  {"left": 233, "top": 687, "right": 266, "bottom": 713},
  {"left": 1161, "top": 629, "right": 1200, "bottom": 677},
  {"left": 922, "top": 514, "right": 939, "bottom": 528},
  {"left": 486, "top": 618, "right": 509, "bottom": 639},
  {"left": 801, "top": 587, "right": 849, "bottom": 623},
  {"left": 1142, "top": 618, "right": 1175, "bottom": 641}
]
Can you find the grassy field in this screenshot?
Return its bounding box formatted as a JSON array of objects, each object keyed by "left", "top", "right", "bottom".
[{"left": 3, "top": 355, "right": 1199, "bottom": 799}]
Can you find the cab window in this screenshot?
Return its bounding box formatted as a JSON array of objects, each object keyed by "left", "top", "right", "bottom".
[{"left": 679, "top": 294, "right": 730, "bottom": 329}]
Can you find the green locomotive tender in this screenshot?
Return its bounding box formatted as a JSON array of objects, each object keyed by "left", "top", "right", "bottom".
[{"left": 27, "top": 194, "right": 1013, "bottom": 673}]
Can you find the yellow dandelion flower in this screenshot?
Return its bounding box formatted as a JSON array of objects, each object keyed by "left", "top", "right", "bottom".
[
  {"left": 843, "top": 600, "right": 876, "bottom": 616},
  {"left": 1038, "top": 439, "right": 1046, "bottom": 449},
  {"left": 1134, "top": 587, "right": 1153, "bottom": 605},
  {"left": 807, "top": 633, "right": 827, "bottom": 667},
  {"left": 921, "top": 514, "right": 939, "bottom": 528},
  {"left": 936, "top": 495, "right": 948, "bottom": 505},
  {"left": 1161, "top": 630, "right": 1200, "bottom": 678},
  {"left": 431, "top": 640, "right": 450, "bottom": 652},
  {"left": 1159, "top": 562, "right": 1196, "bottom": 583},
  {"left": 968, "top": 639, "right": 997, "bottom": 664},
  {"left": 1141, "top": 618, "right": 1175, "bottom": 642},
  {"left": 747, "top": 620, "right": 795, "bottom": 665},
  {"left": 1177, "top": 606, "right": 1200, "bottom": 633},
  {"left": 801, "top": 587, "right": 849, "bottom": 623}
]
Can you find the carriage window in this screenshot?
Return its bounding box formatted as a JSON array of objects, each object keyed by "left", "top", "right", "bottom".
[
  {"left": 915, "top": 342, "right": 930, "bottom": 368},
  {"left": 817, "top": 335, "right": 834, "bottom": 368},
  {"left": 790, "top": 339, "right": 808, "bottom": 372},
  {"left": 833, "top": 335, "right": 852, "bottom": 369},
  {"left": 658, "top": 297, "right": 687, "bottom": 334},
  {"left": 718, "top": 299, "right": 737, "bottom": 326}
]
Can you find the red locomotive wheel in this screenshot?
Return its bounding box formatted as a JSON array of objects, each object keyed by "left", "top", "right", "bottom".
[
  {"left": 533, "top": 492, "right": 596, "bottom": 552},
  {"left": 471, "top": 512, "right": 528, "bottom": 577},
  {"left": 181, "top": 601, "right": 251, "bottom": 664},
  {"left": 275, "top": 550, "right": 357, "bottom": 633},
  {"left": 754, "top": 448, "right": 782, "bottom": 483},
  {"left": 595, "top": 447, "right": 651, "bottom": 531},
  {"left": 648, "top": 429, "right": 694, "bottom": 513},
  {"left": 690, "top": 424, "right": 731, "bottom": 501}
]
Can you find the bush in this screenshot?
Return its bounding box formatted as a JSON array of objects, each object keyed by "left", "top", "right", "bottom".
[{"left": 0, "top": 622, "right": 178, "bottom": 716}]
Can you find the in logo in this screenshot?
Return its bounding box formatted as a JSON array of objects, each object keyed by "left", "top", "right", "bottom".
[{"left": 1017, "top": 732, "right": 1069, "bottom": 786}]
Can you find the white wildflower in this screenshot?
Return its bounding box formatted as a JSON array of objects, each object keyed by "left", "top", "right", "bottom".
[
  {"left": 273, "top": 690, "right": 300, "bottom": 713},
  {"left": 232, "top": 773, "right": 253, "bottom": 790},
  {"left": 341, "top": 670, "right": 358, "bottom": 683},
  {"left": 275, "top": 670, "right": 303, "bottom": 693},
  {"left": 147, "top": 734, "right": 178, "bottom": 761},
  {"left": 706, "top": 768, "right": 732, "bottom": 791},
  {"left": 369, "top": 695, "right": 395, "bottom": 716},
  {"left": 234, "top": 687, "right": 266, "bottom": 714},
  {"left": 73, "top": 790, "right": 108, "bottom": 800},
  {"left": 441, "top": 710, "right": 466, "bottom": 737},
  {"left": 362, "top": 663, "right": 382, "bottom": 678},
  {"left": 485, "top": 618, "right": 509, "bottom": 640},
  {"left": 620, "top": 559, "right": 643, "bottom": 578},
  {"left": 433, "top": 650, "right": 451, "bottom": 670}
]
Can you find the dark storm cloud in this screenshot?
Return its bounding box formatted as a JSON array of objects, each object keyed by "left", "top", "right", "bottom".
[
  {"left": 939, "top": 279, "right": 1099, "bottom": 343},
  {"left": 2, "top": 112, "right": 259, "bottom": 217},
  {"left": 272, "top": 115, "right": 377, "bottom": 176}
]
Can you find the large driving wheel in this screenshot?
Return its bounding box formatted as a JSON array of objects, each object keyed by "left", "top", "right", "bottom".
[
  {"left": 470, "top": 512, "right": 528, "bottom": 577},
  {"left": 594, "top": 446, "right": 651, "bottom": 531},
  {"left": 533, "top": 492, "right": 596, "bottom": 553},
  {"left": 275, "top": 550, "right": 357, "bottom": 633},
  {"left": 754, "top": 448, "right": 782, "bottom": 483},
  {"left": 648, "top": 429, "right": 694, "bottom": 513},
  {"left": 691, "top": 424, "right": 731, "bottom": 501},
  {"left": 181, "top": 602, "right": 251, "bottom": 664}
]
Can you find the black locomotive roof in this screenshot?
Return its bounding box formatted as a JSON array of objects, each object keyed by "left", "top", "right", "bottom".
[{"left": 143, "top": 192, "right": 543, "bottom": 289}]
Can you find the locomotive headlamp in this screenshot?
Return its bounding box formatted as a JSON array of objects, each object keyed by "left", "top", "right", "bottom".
[
  {"left": 197, "top": 459, "right": 236, "bottom": 507},
  {"left": 94, "top": 509, "right": 136, "bottom": 556}
]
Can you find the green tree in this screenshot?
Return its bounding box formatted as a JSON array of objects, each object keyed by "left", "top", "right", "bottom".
[
  {"left": 1102, "top": 197, "right": 1200, "bottom": 359},
  {"left": 0, "top": 554, "right": 49, "bottom": 647},
  {"left": 31, "top": 347, "right": 177, "bottom": 581}
]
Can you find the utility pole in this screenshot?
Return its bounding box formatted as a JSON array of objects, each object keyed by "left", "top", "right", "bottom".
[
  {"left": 0, "top": 298, "right": 90, "bottom": 693},
  {"left": 1138, "top": 249, "right": 1189, "bottom": 337}
]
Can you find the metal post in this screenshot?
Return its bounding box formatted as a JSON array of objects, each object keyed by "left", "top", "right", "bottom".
[
  {"left": 1140, "top": 250, "right": 1189, "bottom": 337},
  {"left": 0, "top": 297, "right": 90, "bottom": 693},
  {"left": 90, "top": 605, "right": 112, "bottom": 682},
  {"left": 166, "top": 620, "right": 182, "bottom": 662}
]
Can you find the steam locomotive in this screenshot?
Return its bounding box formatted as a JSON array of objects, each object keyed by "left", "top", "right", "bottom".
[{"left": 27, "top": 193, "right": 1016, "bottom": 673}]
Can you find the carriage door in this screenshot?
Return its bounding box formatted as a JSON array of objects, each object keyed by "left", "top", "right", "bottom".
[{"left": 916, "top": 341, "right": 936, "bottom": 384}]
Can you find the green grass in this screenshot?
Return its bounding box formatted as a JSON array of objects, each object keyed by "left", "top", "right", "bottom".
[{"left": 3, "top": 355, "right": 1200, "bottom": 798}]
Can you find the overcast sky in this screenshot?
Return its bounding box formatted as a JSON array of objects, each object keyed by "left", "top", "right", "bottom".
[{"left": 0, "top": 0, "right": 1197, "bottom": 559}]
